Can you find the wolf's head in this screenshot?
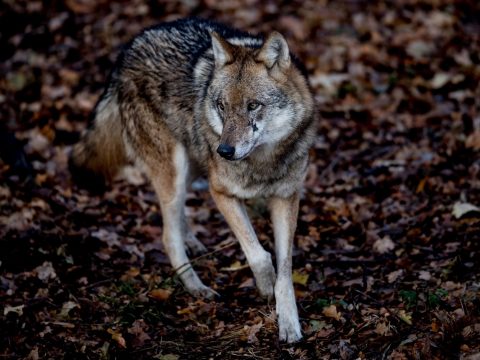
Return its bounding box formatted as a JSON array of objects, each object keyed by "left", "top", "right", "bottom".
[{"left": 204, "top": 31, "right": 312, "bottom": 161}]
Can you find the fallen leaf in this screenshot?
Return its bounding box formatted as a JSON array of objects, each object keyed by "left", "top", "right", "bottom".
[
  {"left": 387, "top": 269, "right": 404, "bottom": 283},
  {"left": 418, "top": 271, "right": 432, "bottom": 281},
  {"left": 48, "top": 321, "right": 75, "bottom": 328},
  {"left": 238, "top": 277, "right": 254, "bottom": 289},
  {"left": 315, "top": 327, "right": 336, "bottom": 338},
  {"left": 149, "top": 288, "right": 172, "bottom": 301},
  {"left": 309, "top": 72, "right": 349, "bottom": 95},
  {"left": 122, "top": 267, "right": 141, "bottom": 280},
  {"left": 91, "top": 229, "right": 122, "bottom": 247},
  {"left": 323, "top": 304, "right": 342, "bottom": 321},
  {"left": 220, "top": 260, "right": 249, "bottom": 272},
  {"left": 292, "top": 270, "right": 309, "bottom": 286},
  {"left": 4, "top": 305, "right": 24, "bottom": 316},
  {"left": 398, "top": 310, "right": 413, "bottom": 325},
  {"left": 389, "top": 349, "right": 409, "bottom": 360},
  {"left": 416, "top": 177, "right": 428, "bottom": 193},
  {"left": 27, "top": 129, "right": 50, "bottom": 154},
  {"left": 245, "top": 322, "right": 263, "bottom": 344},
  {"left": 279, "top": 15, "right": 307, "bottom": 40},
  {"left": 59, "top": 68, "right": 80, "bottom": 86},
  {"left": 59, "top": 301, "right": 79, "bottom": 318},
  {"left": 127, "top": 319, "right": 151, "bottom": 347},
  {"left": 48, "top": 12, "right": 69, "bottom": 32},
  {"left": 0, "top": 208, "right": 35, "bottom": 231},
  {"left": 406, "top": 40, "right": 435, "bottom": 59},
  {"left": 26, "top": 347, "right": 39, "bottom": 360},
  {"left": 306, "top": 320, "right": 328, "bottom": 334},
  {"left": 465, "top": 131, "right": 480, "bottom": 150},
  {"left": 442, "top": 281, "right": 463, "bottom": 291},
  {"left": 34, "top": 262, "right": 57, "bottom": 282},
  {"left": 374, "top": 321, "right": 391, "bottom": 336},
  {"left": 452, "top": 202, "right": 480, "bottom": 219},
  {"left": 107, "top": 328, "right": 126, "bottom": 348},
  {"left": 65, "top": 0, "right": 97, "bottom": 14},
  {"left": 373, "top": 236, "right": 395, "bottom": 254},
  {"left": 430, "top": 73, "right": 450, "bottom": 89},
  {"left": 155, "top": 355, "right": 179, "bottom": 360},
  {"left": 453, "top": 308, "right": 465, "bottom": 318},
  {"left": 177, "top": 306, "right": 194, "bottom": 315}
]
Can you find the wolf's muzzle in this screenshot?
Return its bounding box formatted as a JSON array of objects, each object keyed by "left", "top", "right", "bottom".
[{"left": 217, "top": 143, "right": 235, "bottom": 160}]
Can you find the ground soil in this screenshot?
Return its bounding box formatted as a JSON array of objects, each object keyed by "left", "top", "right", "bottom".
[{"left": 1, "top": 1, "right": 479, "bottom": 359}]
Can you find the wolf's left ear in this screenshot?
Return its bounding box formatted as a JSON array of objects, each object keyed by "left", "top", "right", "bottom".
[
  {"left": 211, "top": 32, "right": 234, "bottom": 67},
  {"left": 256, "top": 31, "right": 291, "bottom": 71}
]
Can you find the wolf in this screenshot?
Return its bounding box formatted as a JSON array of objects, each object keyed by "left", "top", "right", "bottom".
[{"left": 70, "top": 18, "right": 316, "bottom": 343}]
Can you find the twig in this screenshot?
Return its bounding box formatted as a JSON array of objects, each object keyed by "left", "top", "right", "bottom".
[{"left": 173, "top": 239, "right": 237, "bottom": 275}]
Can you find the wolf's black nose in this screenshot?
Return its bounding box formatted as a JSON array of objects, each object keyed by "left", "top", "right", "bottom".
[{"left": 217, "top": 143, "right": 235, "bottom": 160}]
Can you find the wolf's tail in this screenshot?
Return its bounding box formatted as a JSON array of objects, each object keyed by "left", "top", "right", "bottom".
[{"left": 69, "top": 93, "right": 127, "bottom": 191}]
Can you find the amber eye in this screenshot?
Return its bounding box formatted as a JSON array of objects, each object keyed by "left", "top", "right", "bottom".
[
  {"left": 247, "top": 101, "right": 260, "bottom": 111},
  {"left": 217, "top": 100, "right": 224, "bottom": 111}
]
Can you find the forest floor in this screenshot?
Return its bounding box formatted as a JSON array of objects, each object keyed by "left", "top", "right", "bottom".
[{"left": 1, "top": 0, "right": 479, "bottom": 359}]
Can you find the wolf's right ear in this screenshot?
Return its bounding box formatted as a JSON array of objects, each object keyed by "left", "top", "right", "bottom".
[
  {"left": 211, "top": 32, "right": 234, "bottom": 67},
  {"left": 256, "top": 31, "right": 291, "bottom": 71}
]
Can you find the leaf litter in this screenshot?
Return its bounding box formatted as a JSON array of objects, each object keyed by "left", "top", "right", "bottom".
[{"left": 1, "top": 0, "right": 479, "bottom": 359}]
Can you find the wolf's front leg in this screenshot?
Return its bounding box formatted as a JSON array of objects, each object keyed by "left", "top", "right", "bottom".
[
  {"left": 148, "top": 144, "right": 216, "bottom": 299},
  {"left": 268, "top": 192, "right": 302, "bottom": 343},
  {"left": 210, "top": 189, "right": 276, "bottom": 299}
]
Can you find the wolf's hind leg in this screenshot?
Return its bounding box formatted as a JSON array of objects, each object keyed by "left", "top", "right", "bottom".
[
  {"left": 147, "top": 143, "right": 216, "bottom": 299},
  {"left": 185, "top": 230, "right": 207, "bottom": 256}
]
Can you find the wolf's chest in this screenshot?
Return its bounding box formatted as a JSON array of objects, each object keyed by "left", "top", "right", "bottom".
[{"left": 209, "top": 164, "right": 300, "bottom": 200}]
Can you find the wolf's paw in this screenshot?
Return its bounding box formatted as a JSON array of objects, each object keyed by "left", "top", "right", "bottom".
[
  {"left": 275, "top": 281, "right": 302, "bottom": 343},
  {"left": 188, "top": 284, "right": 219, "bottom": 300},
  {"left": 278, "top": 312, "right": 302, "bottom": 343},
  {"left": 254, "top": 255, "right": 276, "bottom": 300}
]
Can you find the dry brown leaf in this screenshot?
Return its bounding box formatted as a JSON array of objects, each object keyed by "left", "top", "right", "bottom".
[
  {"left": 149, "top": 288, "right": 172, "bottom": 302},
  {"left": 374, "top": 321, "right": 390, "bottom": 336},
  {"left": 107, "top": 328, "right": 126, "bottom": 348},
  {"left": 127, "top": 319, "right": 151, "bottom": 347},
  {"left": 387, "top": 269, "right": 404, "bottom": 283},
  {"left": 220, "top": 260, "right": 249, "bottom": 272},
  {"left": 65, "top": 0, "right": 97, "bottom": 14},
  {"left": 238, "top": 277, "right": 254, "bottom": 289},
  {"left": 398, "top": 310, "right": 413, "bottom": 325},
  {"left": 292, "top": 270, "right": 309, "bottom": 286},
  {"left": 453, "top": 201, "right": 480, "bottom": 219},
  {"left": 245, "top": 322, "right": 263, "bottom": 344},
  {"left": 59, "top": 301, "right": 79, "bottom": 318},
  {"left": 373, "top": 236, "right": 395, "bottom": 254},
  {"left": 418, "top": 270, "right": 432, "bottom": 281},
  {"left": 34, "top": 262, "right": 57, "bottom": 282},
  {"left": 322, "top": 304, "right": 342, "bottom": 321},
  {"left": 4, "top": 305, "right": 24, "bottom": 316}
]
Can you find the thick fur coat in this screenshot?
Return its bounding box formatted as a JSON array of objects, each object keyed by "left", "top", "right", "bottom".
[{"left": 71, "top": 18, "right": 316, "bottom": 342}]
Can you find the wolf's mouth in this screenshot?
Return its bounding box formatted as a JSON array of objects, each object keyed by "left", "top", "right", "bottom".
[{"left": 218, "top": 139, "right": 258, "bottom": 161}]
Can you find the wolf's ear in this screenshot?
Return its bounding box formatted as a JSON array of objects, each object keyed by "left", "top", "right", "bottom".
[
  {"left": 256, "top": 31, "right": 291, "bottom": 71},
  {"left": 211, "top": 32, "right": 234, "bottom": 67}
]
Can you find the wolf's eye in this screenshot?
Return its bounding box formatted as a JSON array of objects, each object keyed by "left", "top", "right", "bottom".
[
  {"left": 217, "top": 100, "right": 224, "bottom": 111},
  {"left": 247, "top": 101, "right": 261, "bottom": 111}
]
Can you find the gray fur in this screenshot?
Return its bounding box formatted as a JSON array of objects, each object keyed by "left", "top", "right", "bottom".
[{"left": 70, "top": 18, "right": 316, "bottom": 343}]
